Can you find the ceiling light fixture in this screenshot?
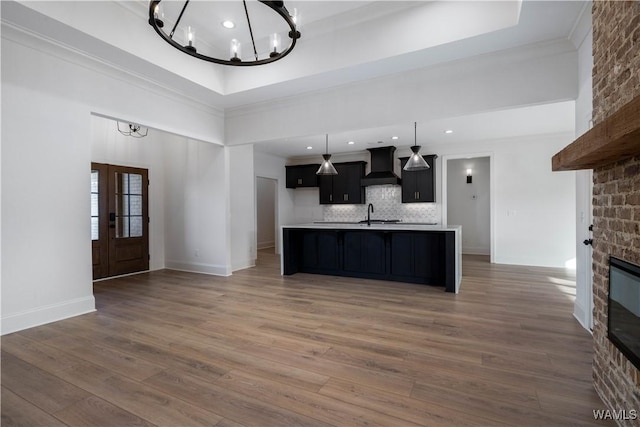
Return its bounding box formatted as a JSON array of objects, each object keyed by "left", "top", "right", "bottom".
[
  {"left": 391, "top": 136, "right": 399, "bottom": 140},
  {"left": 306, "top": 146, "right": 313, "bottom": 150},
  {"left": 444, "top": 129, "right": 454, "bottom": 134},
  {"left": 148, "top": 0, "right": 301, "bottom": 66},
  {"left": 316, "top": 134, "right": 338, "bottom": 175},
  {"left": 222, "top": 20, "right": 235, "bottom": 29},
  {"left": 403, "top": 122, "right": 430, "bottom": 171},
  {"left": 348, "top": 141, "right": 355, "bottom": 145},
  {"left": 117, "top": 122, "right": 148, "bottom": 138}
]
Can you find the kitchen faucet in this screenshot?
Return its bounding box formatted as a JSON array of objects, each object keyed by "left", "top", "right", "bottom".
[{"left": 367, "top": 203, "right": 374, "bottom": 226}]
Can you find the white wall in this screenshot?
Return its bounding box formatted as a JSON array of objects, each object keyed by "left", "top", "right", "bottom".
[
  {"left": 163, "top": 138, "right": 230, "bottom": 276},
  {"left": 256, "top": 177, "right": 276, "bottom": 249},
  {"left": 438, "top": 133, "right": 576, "bottom": 268},
  {"left": 447, "top": 157, "right": 491, "bottom": 255},
  {"left": 229, "top": 145, "right": 256, "bottom": 271},
  {"left": 1, "top": 23, "right": 225, "bottom": 334}
]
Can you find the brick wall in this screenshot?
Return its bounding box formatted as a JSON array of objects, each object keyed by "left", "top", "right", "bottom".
[{"left": 591, "top": 1, "right": 640, "bottom": 423}]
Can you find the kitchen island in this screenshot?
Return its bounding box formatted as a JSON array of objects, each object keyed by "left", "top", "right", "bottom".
[{"left": 281, "top": 223, "right": 462, "bottom": 293}]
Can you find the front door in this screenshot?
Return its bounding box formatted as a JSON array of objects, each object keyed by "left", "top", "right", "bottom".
[{"left": 91, "top": 163, "right": 149, "bottom": 280}]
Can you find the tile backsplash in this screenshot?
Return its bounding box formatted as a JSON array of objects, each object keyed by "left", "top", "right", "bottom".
[{"left": 323, "top": 186, "right": 440, "bottom": 223}]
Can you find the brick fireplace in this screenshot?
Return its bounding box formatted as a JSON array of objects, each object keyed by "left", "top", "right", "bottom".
[
  {"left": 553, "top": 1, "right": 640, "bottom": 423},
  {"left": 591, "top": 1, "right": 640, "bottom": 420}
]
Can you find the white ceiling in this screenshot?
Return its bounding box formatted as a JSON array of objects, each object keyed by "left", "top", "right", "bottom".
[
  {"left": 3, "top": 0, "right": 589, "bottom": 158},
  {"left": 253, "top": 100, "right": 576, "bottom": 158}
]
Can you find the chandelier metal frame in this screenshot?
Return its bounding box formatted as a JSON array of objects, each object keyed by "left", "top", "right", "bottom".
[{"left": 148, "top": 0, "right": 301, "bottom": 66}]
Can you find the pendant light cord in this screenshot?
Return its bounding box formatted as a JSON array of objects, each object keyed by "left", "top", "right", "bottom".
[
  {"left": 243, "top": 0, "right": 259, "bottom": 61},
  {"left": 414, "top": 121, "right": 417, "bottom": 145},
  {"left": 170, "top": 0, "right": 190, "bottom": 39}
]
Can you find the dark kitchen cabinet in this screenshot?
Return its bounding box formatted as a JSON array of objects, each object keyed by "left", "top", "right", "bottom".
[
  {"left": 282, "top": 227, "right": 458, "bottom": 292},
  {"left": 399, "top": 155, "right": 437, "bottom": 203},
  {"left": 389, "top": 231, "right": 444, "bottom": 284},
  {"left": 285, "top": 164, "right": 320, "bottom": 188},
  {"left": 300, "top": 230, "right": 340, "bottom": 273},
  {"left": 319, "top": 161, "right": 366, "bottom": 204},
  {"left": 343, "top": 231, "right": 387, "bottom": 275}
]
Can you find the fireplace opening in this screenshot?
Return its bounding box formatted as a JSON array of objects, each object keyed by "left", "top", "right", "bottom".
[{"left": 608, "top": 256, "right": 640, "bottom": 371}]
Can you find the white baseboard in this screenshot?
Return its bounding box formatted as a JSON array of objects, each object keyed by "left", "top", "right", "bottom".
[
  {"left": 165, "top": 260, "right": 232, "bottom": 276},
  {"left": 232, "top": 258, "right": 256, "bottom": 272},
  {"left": 462, "top": 246, "right": 490, "bottom": 255},
  {"left": 1, "top": 295, "right": 96, "bottom": 335},
  {"left": 257, "top": 240, "right": 275, "bottom": 250},
  {"left": 573, "top": 301, "right": 591, "bottom": 332}
]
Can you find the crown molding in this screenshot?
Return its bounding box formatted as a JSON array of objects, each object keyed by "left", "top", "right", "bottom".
[{"left": 1, "top": 18, "right": 224, "bottom": 119}]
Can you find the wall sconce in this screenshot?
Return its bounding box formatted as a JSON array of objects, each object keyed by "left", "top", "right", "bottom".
[{"left": 466, "top": 168, "right": 472, "bottom": 184}]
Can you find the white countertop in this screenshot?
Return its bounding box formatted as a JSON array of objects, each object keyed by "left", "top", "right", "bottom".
[{"left": 282, "top": 222, "right": 462, "bottom": 232}]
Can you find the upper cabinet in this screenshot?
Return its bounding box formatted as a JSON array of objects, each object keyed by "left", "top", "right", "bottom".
[
  {"left": 285, "top": 164, "right": 320, "bottom": 188},
  {"left": 319, "top": 161, "right": 367, "bottom": 204},
  {"left": 399, "top": 155, "right": 437, "bottom": 203}
]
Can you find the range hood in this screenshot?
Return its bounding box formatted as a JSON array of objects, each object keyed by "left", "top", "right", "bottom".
[{"left": 361, "top": 146, "right": 402, "bottom": 186}]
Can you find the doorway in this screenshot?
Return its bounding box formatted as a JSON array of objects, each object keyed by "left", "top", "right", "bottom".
[
  {"left": 444, "top": 156, "right": 492, "bottom": 258},
  {"left": 256, "top": 177, "right": 277, "bottom": 255},
  {"left": 91, "top": 163, "right": 149, "bottom": 279}
]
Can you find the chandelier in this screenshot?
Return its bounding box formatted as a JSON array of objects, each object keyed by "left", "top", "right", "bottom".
[
  {"left": 148, "top": 0, "right": 301, "bottom": 66},
  {"left": 117, "top": 122, "right": 148, "bottom": 138}
]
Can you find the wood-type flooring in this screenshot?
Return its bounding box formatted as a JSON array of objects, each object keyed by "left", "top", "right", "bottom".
[{"left": 1, "top": 251, "right": 614, "bottom": 426}]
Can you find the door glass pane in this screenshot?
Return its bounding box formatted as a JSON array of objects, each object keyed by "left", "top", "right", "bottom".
[
  {"left": 129, "top": 195, "right": 142, "bottom": 216},
  {"left": 129, "top": 174, "right": 142, "bottom": 195},
  {"left": 115, "top": 172, "right": 143, "bottom": 239},
  {"left": 130, "top": 217, "right": 143, "bottom": 237},
  {"left": 91, "top": 170, "right": 99, "bottom": 240},
  {"left": 91, "top": 217, "right": 99, "bottom": 240}
]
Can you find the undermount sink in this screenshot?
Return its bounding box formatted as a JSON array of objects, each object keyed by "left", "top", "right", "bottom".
[{"left": 357, "top": 219, "right": 401, "bottom": 224}]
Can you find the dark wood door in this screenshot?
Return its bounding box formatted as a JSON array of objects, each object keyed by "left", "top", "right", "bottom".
[{"left": 91, "top": 163, "right": 149, "bottom": 279}]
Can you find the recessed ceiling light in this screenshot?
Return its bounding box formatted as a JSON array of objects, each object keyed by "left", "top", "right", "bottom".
[
  {"left": 347, "top": 141, "right": 355, "bottom": 145},
  {"left": 222, "top": 20, "right": 235, "bottom": 29},
  {"left": 444, "top": 129, "right": 453, "bottom": 134},
  {"left": 306, "top": 146, "right": 313, "bottom": 150},
  {"left": 391, "top": 136, "right": 399, "bottom": 140}
]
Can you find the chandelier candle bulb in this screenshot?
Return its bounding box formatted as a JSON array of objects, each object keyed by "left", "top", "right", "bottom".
[
  {"left": 152, "top": 4, "right": 164, "bottom": 28},
  {"left": 290, "top": 8, "right": 301, "bottom": 39},
  {"left": 292, "top": 8, "right": 301, "bottom": 28},
  {"left": 270, "top": 33, "right": 281, "bottom": 57},
  {"left": 185, "top": 26, "right": 196, "bottom": 52},
  {"left": 230, "top": 39, "right": 241, "bottom": 62}
]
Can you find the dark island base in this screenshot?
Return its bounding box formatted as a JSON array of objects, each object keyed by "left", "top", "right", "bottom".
[{"left": 282, "top": 228, "right": 456, "bottom": 292}]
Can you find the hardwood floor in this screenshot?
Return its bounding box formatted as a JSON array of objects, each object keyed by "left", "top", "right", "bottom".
[{"left": 2, "top": 250, "right": 613, "bottom": 426}]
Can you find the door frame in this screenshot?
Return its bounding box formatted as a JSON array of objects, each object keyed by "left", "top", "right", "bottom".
[
  {"left": 441, "top": 152, "right": 495, "bottom": 263},
  {"left": 255, "top": 175, "right": 280, "bottom": 256}
]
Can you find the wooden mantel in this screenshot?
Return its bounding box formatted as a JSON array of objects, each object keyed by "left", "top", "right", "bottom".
[{"left": 552, "top": 95, "right": 640, "bottom": 171}]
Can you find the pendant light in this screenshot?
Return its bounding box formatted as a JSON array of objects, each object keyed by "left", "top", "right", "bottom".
[
  {"left": 403, "top": 122, "right": 430, "bottom": 171},
  {"left": 316, "top": 134, "right": 338, "bottom": 175}
]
